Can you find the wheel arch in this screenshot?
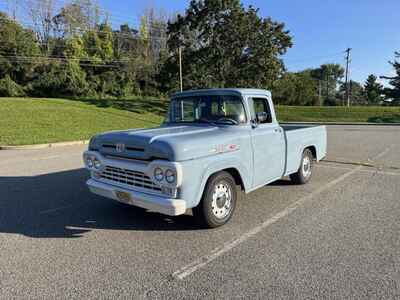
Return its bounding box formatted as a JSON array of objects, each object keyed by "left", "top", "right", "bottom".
[
  {"left": 195, "top": 164, "right": 248, "bottom": 208},
  {"left": 304, "top": 145, "right": 317, "bottom": 160}
]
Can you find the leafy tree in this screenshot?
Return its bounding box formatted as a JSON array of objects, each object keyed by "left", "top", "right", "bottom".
[
  {"left": 0, "top": 75, "right": 25, "bottom": 96},
  {"left": 162, "top": 0, "right": 292, "bottom": 92},
  {"left": 0, "top": 12, "right": 40, "bottom": 84},
  {"left": 30, "top": 60, "right": 89, "bottom": 97},
  {"left": 364, "top": 74, "right": 383, "bottom": 104},
  {"left": 338, "top": 80, "right": 366, "bottom": 105},
  {"left": 53, "top": 0, "right": 99, "bottom": 38},
  {"left": 311, "top": 64, "right": 344, "bottom": 105},
  {"left": 272, "top": 70, "right": 318, "bottom": 105}
]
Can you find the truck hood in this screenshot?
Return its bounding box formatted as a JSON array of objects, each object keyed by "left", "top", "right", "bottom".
[{"left": 90, "top": 125, "right": 240, "bottom": 161}]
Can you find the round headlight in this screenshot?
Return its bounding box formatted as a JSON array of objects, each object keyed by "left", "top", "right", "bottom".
[
  {"left": 165, "top": 169, "right": 176, "bottom": 183},
  {"left": 86, "top": 156, "right": 94, "bottom": 168},
  {"left": 154, "top": 168, "right": 164, "bottom": 181},
  {"left": 94, "top": 158, "right": 101, "bottom": 169}
]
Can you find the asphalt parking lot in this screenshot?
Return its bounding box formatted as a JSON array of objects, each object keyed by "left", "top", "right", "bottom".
[{"left": 0, "top": 125, "right": 399, "bottom": 299}]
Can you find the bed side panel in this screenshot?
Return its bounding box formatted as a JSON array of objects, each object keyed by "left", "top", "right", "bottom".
[{"left": 284, "top": 126, "right": 327, "bottom": 176}]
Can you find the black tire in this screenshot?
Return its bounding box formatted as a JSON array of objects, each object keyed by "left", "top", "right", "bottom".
[
  {"left": 193, "top": 171, "right": 237, "bottom": 228},
  {"left": 290, "top": 148, "right": 314, "bottom": 185}
]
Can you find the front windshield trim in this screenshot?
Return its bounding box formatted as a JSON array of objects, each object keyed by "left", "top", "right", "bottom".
[{"left": 167, "top": 94, "right": 248, "bottom": 126}]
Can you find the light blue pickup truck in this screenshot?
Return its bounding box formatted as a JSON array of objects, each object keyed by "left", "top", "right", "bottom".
[{"left": 84, "top": 89, "right": 327, "bottom": 227}]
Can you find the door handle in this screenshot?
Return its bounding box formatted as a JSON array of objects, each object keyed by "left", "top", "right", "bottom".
[{"left": 274, "top": 128, "right": 281, "bottom": 133}]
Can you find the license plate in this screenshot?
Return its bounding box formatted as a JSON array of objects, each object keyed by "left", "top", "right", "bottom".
[{"left": 115, "top": 191, "right": 131, "bottom": 204}]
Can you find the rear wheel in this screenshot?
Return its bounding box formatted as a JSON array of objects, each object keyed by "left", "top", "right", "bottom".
[
  {"left": 193, "top": 171, "right": 237, "bottom": 228},
  {"left": 290, "top": 149, "right": 314, "bottom": 184}
]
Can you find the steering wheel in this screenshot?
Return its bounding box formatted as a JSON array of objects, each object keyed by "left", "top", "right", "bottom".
[{"left": 217, "top": 117, "right": 239, "bottom": 125}]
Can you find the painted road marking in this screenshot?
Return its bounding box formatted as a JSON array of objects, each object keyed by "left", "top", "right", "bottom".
[
  {"left": 317, "top": 163, "right": 400, "bottom": 176},
  {"left": 172, "top": 146, "right": 393, "bottom": 280}
]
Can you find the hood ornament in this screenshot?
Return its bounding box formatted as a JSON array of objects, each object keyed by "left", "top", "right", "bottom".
[{"left": 116, "top": 143, "right": 125, "bottom": 153}]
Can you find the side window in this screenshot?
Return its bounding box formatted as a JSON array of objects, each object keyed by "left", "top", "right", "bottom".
[
  {"left": 171, "top": 98, "right": 196, "bottom": 122},
  {"left": 252, "top": 98, "right": 272, "bottom": 124}
]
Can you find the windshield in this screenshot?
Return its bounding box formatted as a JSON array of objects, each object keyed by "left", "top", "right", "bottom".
[{"left": 167, "top": 94, "right": 247, "bottom": 125}]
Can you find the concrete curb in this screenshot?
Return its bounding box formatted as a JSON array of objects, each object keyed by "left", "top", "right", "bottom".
[
  {"left": 282, "top": 122, "right": 400, "bottom": 126},
  {"left": 0, "top": 140, "right": 89, "bottom": 150}
]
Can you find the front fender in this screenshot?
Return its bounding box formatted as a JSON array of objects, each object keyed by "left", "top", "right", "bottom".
[{"left": 193, "top": 154, "right": 251, "bottom": 207}]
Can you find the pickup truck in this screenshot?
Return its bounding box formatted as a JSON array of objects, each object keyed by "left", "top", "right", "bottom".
[{"left": 83, "top": 89, "right": 327, "bottom": 228}]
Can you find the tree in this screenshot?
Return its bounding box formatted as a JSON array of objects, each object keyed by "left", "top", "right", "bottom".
[
  {"left": 26, "top": 0, "right": 55, "bottom": 48},
  {"left": 146, "top": 8, "right": 168, "bottom": 63},
  {"left": 162, "top": 0, "right": 292, "bottom": 92},
  {"left": 272, "top": 70, "right": 318, "bottom": 105},
  {"left": 382, "top": 51, "right": 400, "bottom": 104},
  {"left": 311, "top": 64, "right": 344, "bottom": 105},
  {"left": 0, "top": 12, "right": 40, "bottom": 90},
  {"left": 364, "top": 74, "right": 383, "bottom": 105},
  {"left": 53, "top": 0, "right": 99, "bottom": 38},
  {"left": 338, "top": 80, "right": 366, "bottom": 105}
]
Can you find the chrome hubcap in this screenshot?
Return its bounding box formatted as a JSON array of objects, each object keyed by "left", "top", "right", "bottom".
[
  {"left": 211, "top": 182, "right": 232, "bottom": 219},
  {"left": 302, "top": 156, "right": 312, "bottom": 178}
]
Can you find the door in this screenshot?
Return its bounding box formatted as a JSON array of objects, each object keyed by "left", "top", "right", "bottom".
[{"left": 249, "top": 97, "right": 286, "bottom": 188}]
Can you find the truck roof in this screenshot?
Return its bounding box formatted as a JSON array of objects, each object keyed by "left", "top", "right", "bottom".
[{"left": 171, "top": 88, "right": 271, "bottom": 98}]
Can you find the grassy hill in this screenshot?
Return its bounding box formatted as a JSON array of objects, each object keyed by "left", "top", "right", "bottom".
[{"left": 1, "top": 97, "right": 399, "bottom": 146}]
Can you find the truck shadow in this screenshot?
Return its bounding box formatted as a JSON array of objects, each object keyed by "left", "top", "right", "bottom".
[
  {"left": 269, "top": 179, "right": 294, "bottom": 186},
  {"left": 0, "top": 169, "right": 201, "bottom": 239}
]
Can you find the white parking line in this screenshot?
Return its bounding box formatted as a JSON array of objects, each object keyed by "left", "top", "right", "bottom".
[
  {"left": 317, "top": 163, "right": 400, "bottom": 176},
  {"left": 172, "top": 146, "right": 393, "bottom": 280}
]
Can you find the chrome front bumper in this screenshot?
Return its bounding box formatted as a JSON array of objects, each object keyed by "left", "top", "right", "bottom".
[{"left": 87, "top": 179, "right": 187, "bottom": 216}]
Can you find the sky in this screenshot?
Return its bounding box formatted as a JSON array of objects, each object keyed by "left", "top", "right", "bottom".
[
  {"left": 2, "top": 0, "right": 399, "bottom": 84},
  {"left": 99, "top": 0, "right": 400, "bottom": 85}
]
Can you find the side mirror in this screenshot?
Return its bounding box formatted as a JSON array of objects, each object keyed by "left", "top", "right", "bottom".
[{"left": 256, "top": 112, "right": 269, "bottom": 123}]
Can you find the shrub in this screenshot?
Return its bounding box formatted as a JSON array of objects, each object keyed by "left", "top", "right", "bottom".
[{"left": 0, "top": 75, "right": 25, "bottom": 97}]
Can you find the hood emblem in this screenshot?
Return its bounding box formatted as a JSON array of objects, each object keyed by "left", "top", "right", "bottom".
[{"left": 116, "top": 143, "right": 125, "bottom": 153}]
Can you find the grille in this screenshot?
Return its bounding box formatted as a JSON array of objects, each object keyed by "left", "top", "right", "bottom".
[{"left": 100, "top": 166, "right": 161, "bottom": 193}]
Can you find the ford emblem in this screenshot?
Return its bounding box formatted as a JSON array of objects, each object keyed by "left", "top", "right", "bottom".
[{"left": 116, "top": 143, "right": 125, "bottom": 153}]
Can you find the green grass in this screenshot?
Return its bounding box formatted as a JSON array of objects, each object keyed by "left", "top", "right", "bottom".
[
  {"left": 0, "top": 97, "right": 166, "bottom": 146},
  {"left": 1, "top": 97, "right": 399, "bottom": 146},
  {"left": 275, "top": 105, "right": 400, "bottom": 123}
]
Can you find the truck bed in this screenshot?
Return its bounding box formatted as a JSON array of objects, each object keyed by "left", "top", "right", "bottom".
[{"left": 281, "top": 124, "right": 327, "bottom": 176}]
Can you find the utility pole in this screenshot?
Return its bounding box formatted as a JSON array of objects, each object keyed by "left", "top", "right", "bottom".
[
  {"left": 318, "top": 80, "right": 322, "bottom": 106},
  {"left": 326, "top": 71, "right": 329, "bottom": 105},
  {"left": 179, "top": 46, "right": 183, "bottom": 92},
  {"left": 345, "top": 48, "right": 352, "bottom": 107}
]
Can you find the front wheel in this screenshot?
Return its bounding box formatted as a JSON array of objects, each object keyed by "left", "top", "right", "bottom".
[
  {"left": 193, "top": 171, "right": 237, "bottom": 228},
  {"left": 290, "top": 149, "right": 314, "bottom": 184}
]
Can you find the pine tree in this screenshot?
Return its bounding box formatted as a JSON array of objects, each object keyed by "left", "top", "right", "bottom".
[
  {"left": 382, "top": 51, "right": 400, "bottom": 104},
  {"left": 364, "top": 74, "right": 383, "bottom": 104}
]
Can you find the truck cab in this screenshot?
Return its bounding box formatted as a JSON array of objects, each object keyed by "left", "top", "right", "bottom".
[{"left": 84, "top": 89, "right": 327, "bottom": 228}]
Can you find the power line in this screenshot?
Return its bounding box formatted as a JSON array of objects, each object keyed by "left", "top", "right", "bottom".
[
  {"left": 0, "top": 53, "right": 137, "bottom": 64},
  {"left": 0, "top": 56, "right": 121, "bottom": 68}
]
